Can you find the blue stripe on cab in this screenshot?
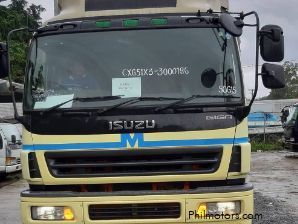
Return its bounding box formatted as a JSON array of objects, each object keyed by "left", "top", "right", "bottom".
[{"left": 23, "top": 133, "right": 249, "bottom": 151}]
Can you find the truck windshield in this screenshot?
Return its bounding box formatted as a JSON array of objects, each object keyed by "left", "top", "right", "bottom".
[{"left": 25, "top": 28, "right": 243, "bottom": 111}]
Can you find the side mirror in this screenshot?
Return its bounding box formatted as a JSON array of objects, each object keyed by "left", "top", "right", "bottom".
[
  {"left": 0, "top": 43, "right": 8, "bottom": 78},
  {"left": 281, "top": 109, "right": 289, "bottom": 123},
  {"left": 11, "top": 135, "right": 17, "bottom": 144},
  {"left": 219, "top": 13, "right": 243, "bottom": 37},
  {"left": 283, "top": 109, "right": 290, "bottom": 117},
  {"left": 261, "top": 63, "right": 285, "bottom": 89},
  {"left": 260, "top": 25, "right": 284, "bottom": 62}
]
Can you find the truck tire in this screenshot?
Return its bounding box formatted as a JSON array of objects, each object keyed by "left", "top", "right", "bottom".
[{"left": 0, "top": 173, "right": 7, "bottom": 180}]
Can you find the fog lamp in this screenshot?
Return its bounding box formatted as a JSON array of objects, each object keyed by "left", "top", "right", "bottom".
[
  {"left": 31, "top": 206, "right": 74, "bottom": 220},
  {"left": 197, "top": 201, "right": 241, "bottom": 215}
]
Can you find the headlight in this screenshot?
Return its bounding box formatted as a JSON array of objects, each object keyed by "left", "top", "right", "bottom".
[
  {"left": 31, "top": 206, "right": 74, "bottom": 220},
  {"left": 197, "top": 201, "right": 241, "bottom": 216},
  {"left": 5, "top": 157, "right": 17, "bottom": 166}
]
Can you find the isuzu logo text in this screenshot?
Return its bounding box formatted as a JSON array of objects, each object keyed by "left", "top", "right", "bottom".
[
  {"left": 206, "top": 115, "right": 233, "bottom": 120},
  {"left": 109, "top": 120, "right": 156, "bottom": 130}
]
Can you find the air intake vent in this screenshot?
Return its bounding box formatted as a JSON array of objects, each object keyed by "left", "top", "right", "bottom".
[
  {"left": 28, "top": 152, "right": 41, "bottom": 178},
  {"left": 45, "top": 147, "right": 222, "bottom": 178},
  {"left": 89, "top": 203, "right": 181, "bottom": 220}
]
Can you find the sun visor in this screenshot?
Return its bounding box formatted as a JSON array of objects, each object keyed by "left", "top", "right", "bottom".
[
  {"left": 51, "top": 0, "right": 229, "bottom": 23},
  {"left": 86, "top": 0, "right": 178, "bottom": 11}
]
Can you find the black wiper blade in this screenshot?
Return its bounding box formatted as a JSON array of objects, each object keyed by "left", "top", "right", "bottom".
[
  {"left": 155, "top": 95, "right": 241, "bottom": 112},
  {"left": 97, "top": 97, "right": 183, "bottom": 115},
  {"left": 42, "top": 95, "right": 122, "bottom": 115}
]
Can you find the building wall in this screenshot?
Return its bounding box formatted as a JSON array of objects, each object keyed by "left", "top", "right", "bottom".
[{"left": 251, "top": 99, "right": 298, "bottom": 114}]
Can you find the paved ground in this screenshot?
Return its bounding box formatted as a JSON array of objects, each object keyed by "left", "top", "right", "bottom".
[
  {"left": 250, "top": 152, "right": 298, "bottom": 223},
  {"left": 0, "top": 152, "right": 297, "bottom": 223},
  {"left": 0, "top": 174, "right": 25, "bottom": 224}
]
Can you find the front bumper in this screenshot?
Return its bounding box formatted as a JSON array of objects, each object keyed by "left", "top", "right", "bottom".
[
  {"left": 284, "top": 141, "right": 298, "bottom": 151},
  {"left": 6, "top": 164, "right": 22, "bottom": 174},
  {"left": 21, "top": 184, "right": 253, "bottom": 224}
]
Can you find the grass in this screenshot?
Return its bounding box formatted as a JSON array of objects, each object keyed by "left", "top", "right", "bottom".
[
  {"left": 250, "top": 135, "right": 283, "bottom": 152},
  {"left": 251, "top": 141, "right": 283, "bottom": 152}
]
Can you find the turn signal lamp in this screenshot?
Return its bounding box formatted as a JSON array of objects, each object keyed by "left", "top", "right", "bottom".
[
  {"left": 64, "top": 207, "right": 75, "bottom": 220},
  {"left": 197, "top": 203, "right": 207, "bottom": 216}
]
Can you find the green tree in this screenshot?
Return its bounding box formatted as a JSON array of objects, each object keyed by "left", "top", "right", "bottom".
[
  {"left": 265, "top": 61, "right": 298, "bottom": 99},
  {"left": 0, "top": 0, "right": 45, "bottom": 83}
]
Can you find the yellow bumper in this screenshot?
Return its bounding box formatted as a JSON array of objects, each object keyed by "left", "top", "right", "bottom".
[{"left": 21, "top": 185, "right": 253, "bottom": 224}]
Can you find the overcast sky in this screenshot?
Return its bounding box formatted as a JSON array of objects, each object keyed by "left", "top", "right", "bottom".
[{"left": 1, "top": 0, "right": 297, "bottom": 98}]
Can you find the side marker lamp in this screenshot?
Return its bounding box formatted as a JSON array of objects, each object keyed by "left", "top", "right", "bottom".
[
  {"left": 123, "top": 19, "right": 139, "bottom": 27},
  {"left": 151, "top": 18, "right": 168, "bottom": 25}
]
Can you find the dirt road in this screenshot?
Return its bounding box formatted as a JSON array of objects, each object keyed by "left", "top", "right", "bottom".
[{"left": 250, "top": 151, "right": 298, "bottom": 223}]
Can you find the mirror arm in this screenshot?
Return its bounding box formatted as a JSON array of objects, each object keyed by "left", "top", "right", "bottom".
[
  {"left": 235, "top": 12, "right": 260, "bottom": 120},
  {"left": 248, "top": 12, "right": 260, "bottom": 110},
  {"left": 7, "top": 27, "right": 28, "bottom": 123},
  {"left": 238, "top": 12, "right": 260, "bottom": 119}
]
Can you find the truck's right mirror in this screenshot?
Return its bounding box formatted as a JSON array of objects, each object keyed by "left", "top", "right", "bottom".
[
  {"left": 261, "top": 63, "right": 285, "bottom": 89},
  {"left": 283, "top": 109, "right": 290, "bottom": 117},
  {"left": 281, "top": 108, "right": 289, "bottom": 123},
  {"left": 260, "top": 25, "right": 284, "bottom": 62},
  {"left": 0, "top": 42, "right": 8, "bottom": 78},
  {"left": 11, "top": 135, "right": 17, "bottom": 144}
]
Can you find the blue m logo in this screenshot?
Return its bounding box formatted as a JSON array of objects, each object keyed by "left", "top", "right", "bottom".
[{"left": 121, "top": 133, "right": 144, "bottom": 148}]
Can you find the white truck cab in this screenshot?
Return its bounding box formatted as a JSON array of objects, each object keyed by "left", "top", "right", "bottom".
[{"left": 0, "top": 123, "right": 22, "bottom": 179}]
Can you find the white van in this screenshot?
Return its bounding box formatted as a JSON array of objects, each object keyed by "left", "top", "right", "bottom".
[{"left": 0, "top": 123, "right": 22, "bottom": 179}]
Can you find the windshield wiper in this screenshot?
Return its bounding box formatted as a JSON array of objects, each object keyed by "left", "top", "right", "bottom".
[
  {"left": 155, "top": 95, "right": 241, "bottom": 112},
  {"left": 41, "top": 96, "right": 123, "bottom": 115},
  {"left": 96, "top": 97, "right": 183, "bottom": 115}
]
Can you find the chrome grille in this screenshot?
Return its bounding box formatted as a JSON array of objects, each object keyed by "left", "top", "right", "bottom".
[{"left": 45, "top": 147, "right": 222, "bottom": 178}]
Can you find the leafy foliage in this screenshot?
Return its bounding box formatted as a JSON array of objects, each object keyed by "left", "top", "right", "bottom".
[
  {"left": 266, "top": 61, "right": 298, "bottom": 99},
  {"left": 0, "top": 0, "right": 45, "bottom": 83}
]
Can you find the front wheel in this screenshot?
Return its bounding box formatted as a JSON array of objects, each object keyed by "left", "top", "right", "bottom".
[{"left": 0, "top": 173, "right": 7, "bottom": 180}]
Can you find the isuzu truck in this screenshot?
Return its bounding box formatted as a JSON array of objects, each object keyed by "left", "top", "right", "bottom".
[{"left": 0, "top": 0, "right": 285, "bottom": 223}]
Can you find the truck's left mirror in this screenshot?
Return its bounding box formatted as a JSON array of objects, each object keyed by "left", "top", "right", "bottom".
[{"left": 0, "top": 42, "right": 8, "bottom": 78}]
